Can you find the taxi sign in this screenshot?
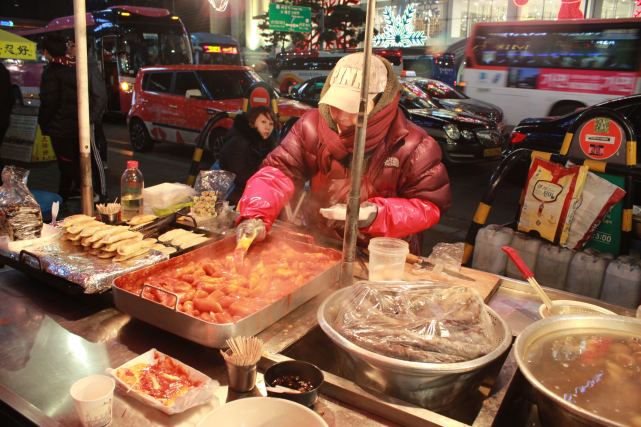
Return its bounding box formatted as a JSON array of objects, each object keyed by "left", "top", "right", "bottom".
[
  {"left": 268, "top": 4, "right": 312, "bottom": 33},
  {"left": 0, "top": 29, "right": 36, "bottom": 61}
]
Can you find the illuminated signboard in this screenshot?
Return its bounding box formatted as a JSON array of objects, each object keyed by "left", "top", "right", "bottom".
[{"left": 202, "top": 45, "right": 238, "bottom": 54}]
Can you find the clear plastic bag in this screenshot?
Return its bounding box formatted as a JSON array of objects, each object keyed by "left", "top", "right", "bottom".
[
  {"left": 427, "top": 242, "right": 464, "bottom": 273},
  {"left": 194, "top": 170, "right": 236, "bottom": 200},
  {"left": 333, "top": 282, "right": 500, "bottom": 363},
  {"left": 0, "top": 166, "right": 43, "bottom": 241}
]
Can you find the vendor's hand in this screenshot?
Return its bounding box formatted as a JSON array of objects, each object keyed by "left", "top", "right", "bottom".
[
  {"left": 319, "top": 202, "right": 378, "bottom": 228},
  {"left": 235, "top": 218, "right": 267, "bottom": 245}
]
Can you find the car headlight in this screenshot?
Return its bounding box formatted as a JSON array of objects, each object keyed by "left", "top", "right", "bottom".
[
  {"left": 444, "top": 124, "right": 460, "bottom": 141},
  {"left": 461, "top": 129, "right": 474, "bottom": 140}
]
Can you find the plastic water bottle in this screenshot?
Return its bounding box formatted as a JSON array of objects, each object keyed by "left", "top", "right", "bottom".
[
  {"left": 566, "top": 249, "right": 613, "bottom": 299},
  {"left": 601, "top": 256, "right": 641, "bottom": 309},
  {"left": 472, "top": 225, "right": 514, "bottom": 275},
  {"left": 506, "top": 232, "right": 542, "bottom": 280},
  {"left": 121, "top": 160, "right": 144, "bottom": 221},
  {"left": 535, "top": 243, "right": 574, "bottom": 290}
]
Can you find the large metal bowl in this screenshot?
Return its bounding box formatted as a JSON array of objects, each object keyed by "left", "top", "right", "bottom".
[
  {"left": 514, "top": 314, "right": 641, "bottom": 427},
  {"left": 317, "top": 285, "right": 512, "bottom": 410}
]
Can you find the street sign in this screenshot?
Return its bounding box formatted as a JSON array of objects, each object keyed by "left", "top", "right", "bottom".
[{"left": 268, "top": 3, "right": 312, "bottom": 33}]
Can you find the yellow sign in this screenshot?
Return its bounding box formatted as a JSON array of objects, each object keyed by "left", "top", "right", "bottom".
[{"left": 0, "top": 29, "right": 36, "bottom": 60}]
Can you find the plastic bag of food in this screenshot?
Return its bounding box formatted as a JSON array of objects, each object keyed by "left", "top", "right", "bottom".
[
  {"left": 143, "top": 183, "right": 195, "bottom": 215},
  {"left": 564, "top": 172, "right": 625, "bottom": 250},
  {"left": 427, "top": 242, "right": 464, "bottom": 273},
  {"left": 0, "top": 166, "right": 43, "bottom": 241},
  {"left": 333, "top": 282, "right": 501, "bottom": 363},
  {"left": 194, "top": 170, "right": 236, "bottom": 199},
  {"left": 518, "top": 158, "right": 588, "bottom": 244}
]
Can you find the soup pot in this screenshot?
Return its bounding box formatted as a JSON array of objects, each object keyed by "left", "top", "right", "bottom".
[{"left": 514, "top": 314, "right": 641, "bottom": 427}]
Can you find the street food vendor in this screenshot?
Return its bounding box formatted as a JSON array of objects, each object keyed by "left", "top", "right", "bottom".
[{"left": 236, "top": 53, "right": 451, "bottom": 254}]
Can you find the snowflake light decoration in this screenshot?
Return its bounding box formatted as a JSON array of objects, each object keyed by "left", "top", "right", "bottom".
[{"left": 373, "top": 5, "right": 427, "bottom": 48}]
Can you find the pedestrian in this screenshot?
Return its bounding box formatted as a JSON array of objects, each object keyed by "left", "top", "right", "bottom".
[
  {"left": 38, "top": 35, "right": 107, "bottom": 202},
  {"left": 219, "top": 106, "right": 279, "bottom": 204},
  {"left": 235, "top": 53, "right": 451, "bottom": 254},
  {"left": 0, "top": 61, "right": 14, "bottom": 148}
]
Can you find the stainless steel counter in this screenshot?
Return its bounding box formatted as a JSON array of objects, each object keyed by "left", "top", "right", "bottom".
[{"left": 0, "top": 267, "right": 633, "bottom": 427}]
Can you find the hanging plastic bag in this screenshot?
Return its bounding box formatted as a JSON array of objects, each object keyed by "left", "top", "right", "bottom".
[
  {"left": 564, "top": 172, "right": 625, "bottom": 250},
  {"left": 518, "top": 158, "right": 588, "bottom": 245},
  {"left": 0, "top": 166, "right": 43, "bottom": 240}
]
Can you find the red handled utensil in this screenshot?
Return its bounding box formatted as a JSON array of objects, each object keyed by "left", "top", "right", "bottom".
[{"left": 501, "top": 245, "right": 554, "bottom": 313}]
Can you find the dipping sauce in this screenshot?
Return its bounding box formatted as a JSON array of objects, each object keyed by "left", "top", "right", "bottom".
[
  {"left": 526, "top": 332, "right": 641, "bottom": 426},
  {"left": 271, "top": 375, "right": 314, "bottom": 393}
]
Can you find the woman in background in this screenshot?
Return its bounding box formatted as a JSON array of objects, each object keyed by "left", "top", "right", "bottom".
[{"left": 219, "top": 106, "right": 279, "bottom": 204}]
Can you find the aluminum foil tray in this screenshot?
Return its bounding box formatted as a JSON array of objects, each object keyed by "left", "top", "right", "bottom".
[{"left": 112, "top": 235, "right": 340, "bottom": 348}]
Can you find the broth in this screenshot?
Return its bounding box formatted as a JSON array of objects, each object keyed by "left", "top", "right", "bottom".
[{"left": 526, "top": 332, "right": 641, "bottom": 426}]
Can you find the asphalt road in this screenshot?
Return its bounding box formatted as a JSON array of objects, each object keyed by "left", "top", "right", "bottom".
[{"left": 28, "top": 119, "right": 522, "bottom": 256}]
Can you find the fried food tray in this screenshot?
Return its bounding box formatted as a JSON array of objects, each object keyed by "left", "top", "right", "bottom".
[
  {"left": 112, "top": 235, "right": 341, "bottom": 348},
  {"left": 0, "top": 216, "right": 225, "bottom": 295}
]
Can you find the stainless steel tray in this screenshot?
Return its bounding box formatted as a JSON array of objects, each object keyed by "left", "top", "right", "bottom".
[{"left": 112, "top": 235, "right": 341, "bottom": 348}]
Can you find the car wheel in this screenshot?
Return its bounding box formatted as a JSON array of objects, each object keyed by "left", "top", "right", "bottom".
[
  {"left": 208, "top": 127, "right": 228, "bottom": 161},
  {"left": 549, "top": 102, "right": 584, "bottom": 117},
  {"left": 129, "top": 118, "right": 154, "bottom": 152}
]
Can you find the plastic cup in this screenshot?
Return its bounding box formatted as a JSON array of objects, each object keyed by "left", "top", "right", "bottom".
[
  {"left": 368, "top": 237, "right": 409, "bottom": 282},
  {"left": 69, "top": 374, "right": 115, "bottom": 427}
]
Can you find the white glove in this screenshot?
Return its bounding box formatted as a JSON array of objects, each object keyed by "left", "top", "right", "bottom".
[{"left": 320, "top": 203, "right": 378, "bottom": 227}]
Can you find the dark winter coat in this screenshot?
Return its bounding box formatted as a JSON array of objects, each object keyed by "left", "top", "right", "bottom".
[
  {"left": 219, "top": 114, "right": 277, "bottom": 203},
  {"left": 0, "top": 62, "right": 13, "bottom": 131},
  {"left": 38, "top": 57, "right": 107, "bottom": 143}
]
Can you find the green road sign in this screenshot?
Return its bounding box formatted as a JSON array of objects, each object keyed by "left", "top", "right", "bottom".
[{"left": 268, "top": 3, "right": 312, "bottom": 33}]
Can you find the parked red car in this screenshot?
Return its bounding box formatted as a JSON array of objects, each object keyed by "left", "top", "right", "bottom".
[{"left": 127, "top": 64, "right": 310, "bottom": 152}]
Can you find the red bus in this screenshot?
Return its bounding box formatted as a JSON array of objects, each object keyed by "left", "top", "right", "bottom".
[{"left": 17, "top": 5, "right": 192, "bottom": 113}]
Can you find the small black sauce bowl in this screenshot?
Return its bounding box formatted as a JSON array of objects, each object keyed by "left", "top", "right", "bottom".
[{"left": 264, "top": 360, "right": 324, "bottom": 407}]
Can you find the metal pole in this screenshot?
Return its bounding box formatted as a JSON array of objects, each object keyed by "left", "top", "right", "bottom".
[
  {"left": 73, "top": 0, "right": 93, "bottom": 215},
  {"left": 339, "top": 0, "right": 377, "bottom": 286}
]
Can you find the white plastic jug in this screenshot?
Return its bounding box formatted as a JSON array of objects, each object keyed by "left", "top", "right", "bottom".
[
  {"left": 506, "top": 232, "right": 542, "bottom": 280},
  {"left": 601, "top": 256, "right": 641, "bottom": 309},
  {"left": 566, "top": 249, "right": 613, "bottom": 299},
  {"left": 472, "top": 225, "right": 515, "bottom": 275},
  {"left": 535, "top": 243, "right": 574, "bottom": 290}
]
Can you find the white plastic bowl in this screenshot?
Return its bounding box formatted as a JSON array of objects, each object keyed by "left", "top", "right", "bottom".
[{"left": 197, "top": 397, "right": 328, "bottom": 427}]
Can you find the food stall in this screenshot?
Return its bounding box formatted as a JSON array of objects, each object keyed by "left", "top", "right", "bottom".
[{"left": 0, "top": 219, "right": 635, "bottom": 427}]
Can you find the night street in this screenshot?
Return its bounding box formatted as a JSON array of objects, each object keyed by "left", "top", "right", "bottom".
[{"left": 23, "top": 118, "right": 521, "bottom": 255}]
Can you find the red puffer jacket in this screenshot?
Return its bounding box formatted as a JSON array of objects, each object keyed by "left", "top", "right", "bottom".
[
  {"left": 238, "top": 59, "right": 451, "bottom": 252},
  {"left": 238, "top": 108, "right": 451, "bottom": 245}
]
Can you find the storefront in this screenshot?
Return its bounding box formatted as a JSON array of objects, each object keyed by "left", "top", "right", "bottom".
[{"left": 208, "top": 0, "right": 639, "bottom": 51}]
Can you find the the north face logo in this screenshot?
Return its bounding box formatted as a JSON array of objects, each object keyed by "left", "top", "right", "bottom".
[{"left": 384, "top": 157, "right": 400, "bottom": 167}]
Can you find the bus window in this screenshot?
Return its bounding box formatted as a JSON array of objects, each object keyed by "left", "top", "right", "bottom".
[
  {"left": 473, "top": 27, "right": 641, "bottom": 72},
  {"left": 118, "top": 28, "right": 190, "bottom": 77}
]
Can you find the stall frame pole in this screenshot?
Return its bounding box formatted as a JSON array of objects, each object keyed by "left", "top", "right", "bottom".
[
  {"left": 73, "top": 0, "right": 93, "bottom": 215},
  {"left": 339, "top": 0, "right": 377, "bottom": 286}
]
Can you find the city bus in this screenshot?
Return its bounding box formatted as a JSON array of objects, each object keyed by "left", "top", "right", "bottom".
[
  {"left": 462, "top": 19, "right": 641, "bottom": 126},
  {"left": 191, "top": 33, "right": 242, "bottom": 66},
  {"left": 269, "top": 48, "right": 403, "bottom": 94},
  {"left": 17, "top": 5, "right": 192, "bottom": 113}
]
